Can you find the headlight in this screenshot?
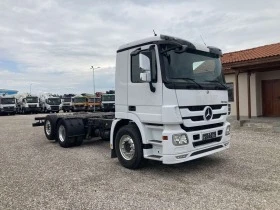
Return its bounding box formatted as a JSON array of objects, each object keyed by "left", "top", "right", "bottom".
[
  {"left": 172, "top": 134, "right": 189, "bottom": 146},
  {"left": 226, "top": 125, "right": 230, "bottom": 135}
]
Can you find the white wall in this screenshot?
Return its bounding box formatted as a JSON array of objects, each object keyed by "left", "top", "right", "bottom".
[{"left": 225, "top": 72, "right": 258, "bottom": 117}]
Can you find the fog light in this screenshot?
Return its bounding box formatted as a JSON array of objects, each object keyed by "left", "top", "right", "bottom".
[
  {"left": 172, "top": 134, "right": 189, "bottom": 146},
  {"left": 226, "top": 125, "right": 230, "bottom": 135},
  {"left": 176, "top": 154, "right": 188, "bottom": 159}
]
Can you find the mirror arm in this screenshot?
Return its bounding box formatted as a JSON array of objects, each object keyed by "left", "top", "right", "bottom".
[{"left": 149, "top": 81, "right": 156, "bottom": 92}]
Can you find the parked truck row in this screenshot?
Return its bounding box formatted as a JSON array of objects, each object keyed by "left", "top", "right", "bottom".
[
  {"left": 0, "top": 92, "right": 115, "bottom": 115},
  {"left": 33, "top": 34, "right": 231, "bottom": 169}
]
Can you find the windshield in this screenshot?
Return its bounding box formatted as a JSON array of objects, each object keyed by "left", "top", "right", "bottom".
[
  {"left": 26, "top": 97, "right": 38, "bottom": 103},
  {"left": 47, "top": 98, "right": 61, "bottom": 105},
  {"left": 73, "top": 97, "right": 86, "bottom": 103},
  {"left": 63, "top": 98, "right": 71, "bottom": 102},
  {"left": 88, "top": 98, "right": 101, "bottom": 103},
  {"left": 102, "top": 95, "right": 115, "bottom": 101},
  {"left": 160, "top": 44, "right": 225, "bottom": 89},
  {"left": 1, "top": 98, "right": 15, "bottom": 104}
]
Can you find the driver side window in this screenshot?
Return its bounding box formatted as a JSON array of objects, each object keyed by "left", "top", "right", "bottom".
[{"left": 131, "top": 48, "right": 157, "bottom": 83}]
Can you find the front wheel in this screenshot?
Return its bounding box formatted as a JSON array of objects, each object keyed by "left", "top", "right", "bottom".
[
  {"left": 44, "top": 115, "right": 57, "bottom": 140},
  {"left": 115, "top": 124, "right": 145, "bottom": 169}
]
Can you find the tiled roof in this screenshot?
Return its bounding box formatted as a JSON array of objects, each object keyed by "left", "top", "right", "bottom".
[{"left": 222, "top": 42, "right": 280, "bottom": 64}]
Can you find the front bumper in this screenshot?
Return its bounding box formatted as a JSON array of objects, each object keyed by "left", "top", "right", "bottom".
[
  {"left": 73, "top": 106, "right": 87, "bottom": 111},
  {"left": 88, "top": 106, "right": 101, "bottom": 111},
  {"left": 145, "top": 122, "right": 231, "bottom": 164},
  {"left": 62, "top": 105, "right": 72, "bottom": 111},
  {"left": 0, "top": 107, "right": 16, "bottom": 113},
  {"left": 25, "top": 107, "right": 41, "bottom": 112}
]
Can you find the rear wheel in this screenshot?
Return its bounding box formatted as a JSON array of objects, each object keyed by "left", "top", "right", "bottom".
[
  {"left": 56, "top": 119, "right": 75, "bottom": 148},
  {"left": 115, "top": 124, "right": 145, "bottom": 169}
]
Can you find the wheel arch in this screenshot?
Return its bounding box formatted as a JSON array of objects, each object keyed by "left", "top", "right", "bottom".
[{"left": 110, "top": 115, "right": 147, "bottom": 158}]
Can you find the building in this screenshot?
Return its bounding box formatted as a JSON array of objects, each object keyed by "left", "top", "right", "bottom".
[
  {"left": 222, "top": 43, "right": 280, "bottom": 119},
  {"left": 0, "top": 89, "right": 18, "bottom": 95}
]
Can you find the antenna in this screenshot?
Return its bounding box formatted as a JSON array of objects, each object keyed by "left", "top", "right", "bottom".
[
  {"left": 200, "top": 34, "right": 207, "bottom": 46},
  {"left": 153, "top": 29, "right": 157, "bottom": 36}
]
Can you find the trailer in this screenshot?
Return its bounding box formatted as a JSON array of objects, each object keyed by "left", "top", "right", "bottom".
[{"left": 33, "top": 34, "right": 231, "bottom": 169}]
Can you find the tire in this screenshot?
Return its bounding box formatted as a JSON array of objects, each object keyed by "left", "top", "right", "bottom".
[
  {"left": 44, "top": 115, "right": 57, "bottom": 140},
  {"left": 74, "top": 136, "right": 84, "bottom": 146},
  {"left": 56, "top": 119, "right": 75, "bottom": 148},
  {"left": 115, "top": 124, "right": 145, "bottom": 169},
  {"left": 63, "top": 109, "right": 66, "bottom": 113}
]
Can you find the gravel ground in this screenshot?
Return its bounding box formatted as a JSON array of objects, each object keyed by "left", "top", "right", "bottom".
[{"left": 0, "top": 114, "right": 279, "bottom": 210}]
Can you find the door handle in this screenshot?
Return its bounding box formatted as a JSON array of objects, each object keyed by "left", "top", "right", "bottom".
[{"left": 128, "top": 106, "right": 136, "bottom": 111}]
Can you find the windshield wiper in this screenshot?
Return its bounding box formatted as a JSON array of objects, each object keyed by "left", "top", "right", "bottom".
[
  {"left": 205, "top": 79, "right": 228, "bottom": 89},
  {"left": 171, "top": 77, "right": 203, "bottom": 89}
]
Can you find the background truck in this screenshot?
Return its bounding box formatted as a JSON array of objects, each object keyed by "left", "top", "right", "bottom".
[
  {"left": 40, "top": 93, "right": 61, "bottom": 113},
  {"left": 0, "top": 94, "right": 17, "bottom": 115},
  {"left": 101, "top": 93, "right": 115, "bottom": 112},
  {"left": 88, "top": 96, "right": 101, "bottom": 112},
  {"left": 33, "top": 34, "right": 231, "bottom": 169},
  {"left": 17, "top": 93, "right": 41, "bottom": 114},
  {"left": 61, "top": 94, "right": 75, "bottom": 112},
  {"left": 72, "top": 94, "right": 88, "bottom": 112}
]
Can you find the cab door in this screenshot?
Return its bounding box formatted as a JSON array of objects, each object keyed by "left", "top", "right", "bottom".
[{"left": 127, "top": 44, "right": 162, "bottom": 123}]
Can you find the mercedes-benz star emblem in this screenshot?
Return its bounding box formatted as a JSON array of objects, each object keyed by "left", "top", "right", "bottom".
[{"left": 204, "top": 107, "right": 213, "bottom": 121}]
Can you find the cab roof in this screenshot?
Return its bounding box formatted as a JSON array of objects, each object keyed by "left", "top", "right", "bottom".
[{"left": 117, "top": 34, "right": 222, "bottom": 55}]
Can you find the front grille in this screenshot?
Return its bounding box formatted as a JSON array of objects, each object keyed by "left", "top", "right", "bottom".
[
  {"left": 181, "top": 122, "right": 224, "bottom": 132},
  {"left": 193, "top": 137, "right": 222, "bottom": 147},
  {"left": 179, "top": 104, "right": 227, "bottom": 111},
  {"left": 212, "top": 113, "right": 227, "bottom": 119},
  {"left": 3, "top": 107, "right": 14, "bottom": 110},
  {"left": 75, "top": 105, "right": 84, "bottom": 108},
  {"left": 183, "top": 113, "right": 227, "bottom": 121},
  {"left": 190, "top": 145, "right": 223, "bottom": 156},
  {"left": 29, "top": 105, "right": 37, "bottom": 108},
  {"left": 51, "top": 106, "right": 59, "bottom": 110}
]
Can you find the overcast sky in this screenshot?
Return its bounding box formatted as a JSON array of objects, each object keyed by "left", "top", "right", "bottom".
[{"left": 0, "top": 0, "right": 279, "bottom": 95}]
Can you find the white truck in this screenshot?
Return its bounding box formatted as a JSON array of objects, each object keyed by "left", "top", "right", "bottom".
[
  {"left": 101, "top": 94, "right": 115, "bottom": 112},
  {"left": 40, "top": 93, "right": 61, "bottom": 113},
  {"left": 33, "top": 35, "right": 231, "bottom": 169},
  {"left": 0, "top": 94, "right": 17, "bottom": 115},
  {"left": 17, "top": 94, "right": 41, "bottom": 114},
  {"left": 61, "top": 94, "right": 75, "bottom": 112}
]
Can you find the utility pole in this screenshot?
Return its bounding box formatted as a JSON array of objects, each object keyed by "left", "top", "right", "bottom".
[{"left": 91, "top": 66, "right": 100, "bottom": 112}]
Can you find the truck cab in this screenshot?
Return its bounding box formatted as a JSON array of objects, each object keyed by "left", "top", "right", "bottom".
[
  {"left": 40, "top": 94, "right": 61, "bottom": 113},
  {"left": 72, "top": 95, "right": 88, "bottom": 112},
  {"left": 0, "top": 95, "right": 17, "bottom": 115},
  {"left": 61, "top": 94, "right": 75, "bottom": 112},
  {"left": 18, "top": 94, "right": 41, "bottom": 114},
  {"left": 88, "top": 97, "right": 101, "bottom": 112},
  {"left": 110, "top": 35, "right": 230, "bottom": 167},
  {"left": 101, "top": 94, "right": 115, "bottom": 112}
]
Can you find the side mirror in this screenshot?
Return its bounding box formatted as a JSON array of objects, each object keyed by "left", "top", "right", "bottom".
[
  {"left": 139, "top": 53, "right": 151, "bottom": 82},
  {"left": 139, "top": 53, "right": 151, "bottom": 71}
]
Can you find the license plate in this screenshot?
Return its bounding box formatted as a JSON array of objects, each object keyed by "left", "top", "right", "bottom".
[{"left": 202, "top": 132, "right": 216, "bottom": 140}]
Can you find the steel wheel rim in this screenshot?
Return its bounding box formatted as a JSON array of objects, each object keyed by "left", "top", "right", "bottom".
[
  {"left": 119, "top": 135, "right": 135, "bottom": 160},
  {"left": 45, "top": 120, "right": 51, "bottom": 136},
  {"left": 58, "top": 125, "right": 66, "bottom": 142}
]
